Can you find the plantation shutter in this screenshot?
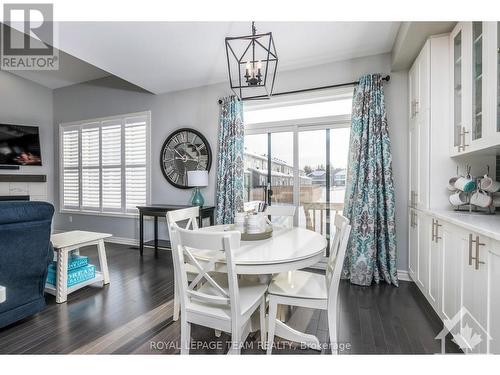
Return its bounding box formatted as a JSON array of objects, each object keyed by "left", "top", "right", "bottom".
[
  {"left": 81, "top": 124, "right": 100, "bottom": 209},
  {"left": 60, "top": 111, "right": 149, "bottom": 215},
  {"left": 125, "top": 115, "right": 147, "bottom": 211},
  {"left": 101, "top": 120, "right": 122, "bottom": 211},
  {"left": 62, "top": 128, "right": 80, "bottom": 209}
]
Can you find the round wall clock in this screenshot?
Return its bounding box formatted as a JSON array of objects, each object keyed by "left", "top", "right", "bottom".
[{"left": 160, "top": 128, "right": 212, "bottom": 189}]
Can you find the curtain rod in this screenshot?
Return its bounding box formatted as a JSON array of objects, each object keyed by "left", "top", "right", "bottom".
[{"left": 218, "top": 75, "right": 390, "bottom": 104}]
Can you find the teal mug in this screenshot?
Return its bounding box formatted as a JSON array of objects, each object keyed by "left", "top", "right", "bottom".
[{"left": 454, "top": 177, "right": 476, "bottom": 192}]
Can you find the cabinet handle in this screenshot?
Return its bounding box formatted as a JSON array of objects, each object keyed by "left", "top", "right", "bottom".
[
  {"left": 431, "top": 219, "right": 436, "bottom": 241},
  {"left": 459, "top": 126, "right": 470, "bottom": 152},
  {"left": 414, "top": 99, "right": 419, "bottom": 116},
  {"left": 435, "top": 221, "right": 442, "bottom": 243},
  {"left": 469, "top": 233, "right": 474, "bottom": 265},
  {"left": 410, "top": 210, "right": 414, "bottom": 228},
  {"left": 473, "top": 235, "right": 485, "bottom": 270}
]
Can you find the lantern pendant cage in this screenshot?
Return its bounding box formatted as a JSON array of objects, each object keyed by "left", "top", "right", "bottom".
[{"left": 225, "top": 22, "right": 278, "bottom": 100}]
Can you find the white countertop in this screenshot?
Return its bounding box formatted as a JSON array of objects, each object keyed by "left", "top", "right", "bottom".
[{"left": 424, "top": 209, "right": 500, "bottom": 242}]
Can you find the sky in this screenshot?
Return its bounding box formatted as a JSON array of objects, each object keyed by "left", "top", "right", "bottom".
[
  {"left": 245, "top": 128, "right": 350, "bottom": 170},
  {"left": 243, "top": 97, "right": 351, "bottom": 170}
]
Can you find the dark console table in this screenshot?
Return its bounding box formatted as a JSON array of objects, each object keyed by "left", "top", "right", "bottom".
[{"left": 136, "top": 204, "right": 215, "bottom": 256}]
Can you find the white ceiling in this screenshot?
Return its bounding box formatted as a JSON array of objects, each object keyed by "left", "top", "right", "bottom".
[
  {"left": 10, "top": 50, "right": 110, "bottom": 89},
  {"left": 7, "top": 22, "right": 401, "bottom": 94}
]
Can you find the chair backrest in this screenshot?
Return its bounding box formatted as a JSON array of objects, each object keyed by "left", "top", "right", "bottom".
[
  {"left": 170, "top": 226, "right": 242, "bottom": 318},
  {"left": 166, "top": 206, "right": 200, "bottom": 232},
  {"left": 244, "top": 201, "right": 263, "bottom": 213},
  {"left": 325, "top": 215, "right": 351, "bottom": 301},
  {"left": 265, "top": 205, "right": 296, "bottom": 229}
]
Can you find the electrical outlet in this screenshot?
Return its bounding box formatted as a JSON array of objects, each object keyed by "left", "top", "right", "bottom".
[{"left": 69, "top": 215, "right": 73, "bottom": 223}]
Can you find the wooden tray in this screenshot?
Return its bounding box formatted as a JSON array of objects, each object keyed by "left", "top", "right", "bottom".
[
  {"left": 223, "top": 225, "right": 274, "bottom": 241},
  {"left": 241, "top": 226, "right": 273, "bottom": 241}
]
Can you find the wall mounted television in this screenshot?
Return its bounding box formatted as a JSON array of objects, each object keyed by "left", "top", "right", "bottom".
[{"left": 0, "top": 124, "right": 42, "bottom": 166}]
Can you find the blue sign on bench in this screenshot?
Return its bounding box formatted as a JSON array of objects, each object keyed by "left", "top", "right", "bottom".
[
  {"left": 46, "top": 264, "right": 96, "bottom": 287},
  {"left": 50, "top": 255, "right": 88, "bottom": 271}
]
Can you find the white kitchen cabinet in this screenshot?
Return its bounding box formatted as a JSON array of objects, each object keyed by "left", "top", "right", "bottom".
[
  {"left": 450, "top": 22, "right": 500, "bottom": 156},
  {"left": 417, "top": 212, "right": 431, "bottom": 294},
  {"left": 488, "top": 244, "right": 500, "bottom": 354},
  {"left": 461, "top": 231, "right": 489, "bottom": 353},
  {"left": 408, "top": 43, "right": 430, "bottom": 210},
  {"left": 485, "top": 22, "right": 500, "bottom": 146},
  {"left": 450, "top": 23, "right": 469, "bottom": 155},
  {"left": 408, "top": 208, "right": 419, "bottom": 281},
  {"left": 428, "top": 218, "right": 443, "bottom": 312},
  {"left": 441, "top": 223, "right": 465, "bottom": 323}
]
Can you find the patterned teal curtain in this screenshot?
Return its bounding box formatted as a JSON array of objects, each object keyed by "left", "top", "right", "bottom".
[
  {"left": 342, "top": 74, "right": 398, "bottom": 287},
  {"left": 216, "top": 96, "right": 244, "bottom": 224}
]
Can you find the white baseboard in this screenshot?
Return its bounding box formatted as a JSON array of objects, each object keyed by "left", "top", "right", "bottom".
[
  {"left": 397, "top": 269, "right": 411, "bottom": 282},
  {"left": 105, "top": 236, "right": 139, "bottom": 246},
  {"left": 52, "top": 229, "right": 140, "bottom": 247},
  {"left": 310, "top": 263, "right": 412, "bottom": 283}
]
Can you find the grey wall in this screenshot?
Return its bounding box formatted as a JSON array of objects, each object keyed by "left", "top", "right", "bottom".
[
  {"left": 53, "top": 53, "right": 409, "bottom": 271},
  {"left": 0, "top": 71, "right": 54, "bottom": 202},
  {"left": 53, "top": 78, "right": 229, "bottom": 241}
]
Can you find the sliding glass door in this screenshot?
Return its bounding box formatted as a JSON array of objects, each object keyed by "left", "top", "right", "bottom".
[{"left": 244, "top": 125, "right": 350, "bottom": 256}]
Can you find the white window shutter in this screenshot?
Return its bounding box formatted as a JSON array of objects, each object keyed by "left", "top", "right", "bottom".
[
  {"left": 81, "top": 125, "right": 100, "bottom": 209},
  {"left": 62, "top": 129, "right": 79, "bottom": 208},
  {"left": 102, "top": 121, "right": 122, "bottom": 210},
  {"left": 60, "top": 112, "right": 149, "bottom": 215},
  {"left": 125, "top": 116, "right": 147, "bottom": 210}
]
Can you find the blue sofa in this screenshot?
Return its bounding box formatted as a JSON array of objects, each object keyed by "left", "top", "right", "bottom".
[{"left": 0, "top": 201, "right": 54, "bottom": 329}]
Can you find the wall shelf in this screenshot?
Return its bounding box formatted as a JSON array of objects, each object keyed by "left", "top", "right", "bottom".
[{"left": 0, "top": 174, "right": 47, "bottom": 183}]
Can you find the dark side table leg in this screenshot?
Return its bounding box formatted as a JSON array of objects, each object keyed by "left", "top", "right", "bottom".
[
  {"left": 139, "top": 212, "right": 144, "bottom": 256},
  {"left": 209, "top": 209, "right": 215, "bottom": 226},
  {"left": 154, "top": 216, "right": 158, "bottom": 255}
]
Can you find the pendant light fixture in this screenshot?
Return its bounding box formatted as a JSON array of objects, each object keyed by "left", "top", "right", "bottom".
[{"left": 225, "top": 22, "right": 278, "bottom": 100}]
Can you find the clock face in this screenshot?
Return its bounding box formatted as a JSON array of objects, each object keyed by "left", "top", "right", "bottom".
[{"left": 160, "top": 128, "right": 212, "bottom": 189}]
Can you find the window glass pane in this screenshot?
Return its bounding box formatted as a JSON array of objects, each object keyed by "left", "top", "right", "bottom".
[
  {"left": 63, "top": 130, "right": 79, "bottom": 168},
  {"left": 270, "top": 132, "right": 294, "bottom": 205},
  {"left": 63, "top": 169, "right": 79, "bottom": 207},
  {"left": 102, "top": 167, "right": 122, "bottom": 209},
  {"left": 244, "top": 133, "right": 269, "bottom": 206},
  {"left": 497, "top": 22, "right": 500, "bottom": 132},
  {"left": 472, "top": 22, "right": 483, "bottom": 140},
  {"left": 245, "top": 99, "right": 351, "bottom": 124},
  {"left": 82, "top": 168, "right": 100, "bottom": 208},
  {"left": 126, "top": 166, "right": 146, "bottom": 209},
  {"left": 454, "top": 31, "right": 462, "bottom": 147},
  {"left": 125, "top": 119, "right": 146, "bottom": 165},
  {"left": 81, "top": 126, "right": 100, "bottom": 167},
  {"left": 298, "top": 129, "right": 326, "bottom": 234},
  {"left": 102, "top": 122, "right": 121, "bottom": 166},
  {"left": 329, "top": 127, "right": 350, "bottom": 236}
]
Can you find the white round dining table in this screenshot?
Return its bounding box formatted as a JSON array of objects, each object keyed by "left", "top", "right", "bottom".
[
  {"left": 195, "top": 225, "right": 328, "bottom": 351},
  {"left": 196, "top": 226, "right": 327, "bottom": 275}
]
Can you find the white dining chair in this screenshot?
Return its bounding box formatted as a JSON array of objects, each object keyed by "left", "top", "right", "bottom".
[
  {"left": 264, "top": 205, "right": 296, "bottom": 229},
  {"left": 166, "top": 207, "right": 201, "bottom": 322},
  {"left": 266, "top": 214, "right": 351, "bottom": 354},
  {"left": 171, "top": 226, "right": 268, "bottom": 354}
]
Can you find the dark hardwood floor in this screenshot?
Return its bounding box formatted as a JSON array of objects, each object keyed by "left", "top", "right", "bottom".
[{"left": 0, "top": 244, "right": 461, "bottom": 354}]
